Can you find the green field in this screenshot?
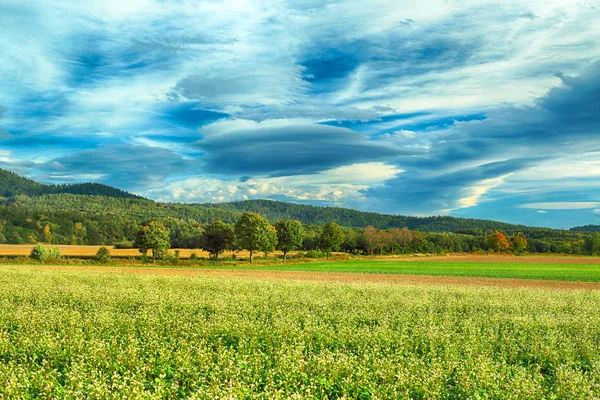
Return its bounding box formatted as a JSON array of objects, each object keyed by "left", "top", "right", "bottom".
[
  {"left": 229, "top": 260, "right": 600, "bottom": 282},
  {"left": 113, "top": 259, "right": 600, "bottom": 283},
  {"left": 1, "top": 267, "right": 600, "bottom": 398}
]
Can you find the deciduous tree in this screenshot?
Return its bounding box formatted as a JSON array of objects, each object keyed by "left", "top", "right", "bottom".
[
  {"left": 584, "top": 233, "right": 600, "bottom": 256},
  {"left": 488, "top": 231, "right": 510, "bottom": 253},
  {"left": 510, "top": 235, "right": 528, "bottom": 254},
  {"left": 235, "top": 212, "right": 277, "bottom": 263},
  {"left": 201, "top": 220, "right": 235, "bottom": 259},
  {"left": 275, "top": 220, "right": 304, "bottom": 262},
  {"left": 320, "top": 222, "right": 345, "bottom": 259},
  {"left": 136, "top": 221, "right": 170, "bottom": 263}
]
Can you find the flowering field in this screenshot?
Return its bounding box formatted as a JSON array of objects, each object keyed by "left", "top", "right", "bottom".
[{"left": 1, "top": 267, "right": 599, "bottom": 398}]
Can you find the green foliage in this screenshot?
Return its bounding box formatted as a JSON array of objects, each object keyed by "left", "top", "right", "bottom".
[
  {"left": 235, "top": 212, "right": 277, "bottom": 263},
  {"left": 2, "top": 268, "right": 600, "bottom": 398},
  {"left": 136, "top": 221, "right": 170, "bottom": 263},
  {"left": 29, "top": 243, "right": 62, "bottom": 261},
  {"left": 320, "top": 222, "right": 345, "bottom": 259},
  {"left": 275, "top": 219, "right": 304, "bottom": 261},
  {"left": 201, "top": 220, "right": 235, "bottom": 259},
  {"left": 114, "top": 240, "right": 134, "bottom": 249},
  {"left": 95, "top": 246, "right": 111, "bottom": 263},
  {"left": 510, "top": 235, "right": 528, "bottom": 253},
  {"left": 584, "top": 233, "right": 600, "bottom": 256},
  {"left": 303, "top": 250, "right": 325, "bottom": 259}
]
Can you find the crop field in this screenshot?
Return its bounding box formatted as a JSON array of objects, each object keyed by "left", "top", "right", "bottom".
[
  {"left": 222, "top": 259, "right": 600, "bottom": 282},
  {"left": 1, "top": 266, "right": 600, "bottom": 398}
]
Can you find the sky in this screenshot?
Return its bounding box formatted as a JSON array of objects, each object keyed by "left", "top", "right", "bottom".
[{"left": 1, "top": 0, "right": 599, "bottom": 229}]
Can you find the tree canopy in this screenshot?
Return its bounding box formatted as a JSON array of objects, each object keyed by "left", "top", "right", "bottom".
[
  {"left": 201, "top": 220, "right": 235, "bottom": 259},
  {"left": 320, "top": 222, "right": 345, "bottom": 259},
  {"left": 136, "top": 221, "right": 170, "bottom": 263},
  {"left": 275, "top": 219, "right": 304, "bottom": 262},
  {"left": 235, "top": 212, "right": 277, "bottom": 263}
]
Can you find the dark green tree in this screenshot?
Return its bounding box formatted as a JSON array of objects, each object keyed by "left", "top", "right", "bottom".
[
  {"left": 136, "top": 221, "right": 170, "bottom": 263},
  {"left": 275, "top": 219, "right": 304, "bottom": 262},
  {"left": 320, "top": 222, "right": 345, "bottom": 259},
  {"left": 201, "top": 220, "right": 235, "bottom": 259},
  {"left": 584, "top": 233, "right": 600, "bottom": 256},
  {"left": 235, "top": 212, "right": 277, "bottom": 263}
]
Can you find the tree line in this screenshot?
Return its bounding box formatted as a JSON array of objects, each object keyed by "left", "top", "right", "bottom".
[{"left": 132, "top": 212, "right": 600, "bottom": 261}]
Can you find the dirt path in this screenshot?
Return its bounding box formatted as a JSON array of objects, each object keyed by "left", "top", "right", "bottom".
[{"left": 7, "top": 265, "right": 600, "bottom": 291}]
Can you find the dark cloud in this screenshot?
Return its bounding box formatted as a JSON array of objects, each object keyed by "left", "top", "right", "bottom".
[
  {"left": 367, "top": 60, "right": 600, "bottom": 214},
  {"left": 158, "top": 102, "right": 228, "bottom": 129},
  {"left": 369, "top": 158, "right": 542, "bottom": 213},
  {"left": 195, "top": 124, "right": 408, "bottom": 176}
]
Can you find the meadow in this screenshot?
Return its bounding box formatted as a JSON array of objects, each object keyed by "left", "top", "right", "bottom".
[{"left": 1, "top": 266, "right": 600, "bottom": 398}]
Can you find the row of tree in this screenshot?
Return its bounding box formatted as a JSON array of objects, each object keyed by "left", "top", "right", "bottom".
[
  {"left": 136, "top": 212, "right": 347, "bottom": 263},
  {"left": 2, "top": 205, "right": 599, "bottom": 256},
  {"left": 135, "top": 212, "right": 598, "bottom": 263}
]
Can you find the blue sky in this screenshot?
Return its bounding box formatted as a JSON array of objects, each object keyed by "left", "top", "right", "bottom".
[{"left": 1, "top": 0, "right": 599, "bottom": 228}]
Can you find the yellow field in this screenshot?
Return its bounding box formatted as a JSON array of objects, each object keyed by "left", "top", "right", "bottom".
[{"left": 0, "top": 244, "right": 285, "bottom": 258}]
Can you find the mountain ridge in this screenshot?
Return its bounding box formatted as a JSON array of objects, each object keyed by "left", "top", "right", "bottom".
[
  {"left": 0, "top": 168, "right": 593, "bottom": 233},
  {"left": 0, "top": 168, "right": 141, "bottom": 199}
]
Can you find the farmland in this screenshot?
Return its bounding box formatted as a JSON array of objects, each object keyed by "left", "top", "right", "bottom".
[{"left": 1, "top": 266, "right": 600, "bottom": 398}]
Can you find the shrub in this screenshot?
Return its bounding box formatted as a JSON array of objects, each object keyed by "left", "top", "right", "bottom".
[
  {"left": 30, "top": 243, "right": 62, "bottom": 261},
  {"left": 114, "top": 241, "right": 134, "bottom": 249},
  {"left": 304, "top": 250, "right": 324, "bottom": 259},
  {"left": 95, "top": 247, "right": 111, "bottom": 263},
  {"left": 189, "top": 252, "right": 199, "bottom": 261}
]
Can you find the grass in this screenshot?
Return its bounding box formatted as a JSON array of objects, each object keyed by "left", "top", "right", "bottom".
[
  {"left": 1, "top": 267, "right": 600, "bottom": 399},
  {"left": 230, "top": 260, "right": 600, "bottom": 282}
]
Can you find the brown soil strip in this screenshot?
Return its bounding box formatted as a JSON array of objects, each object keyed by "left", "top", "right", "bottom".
[{"left": 6, "top": 265, "right": 600, "bottom": 291}]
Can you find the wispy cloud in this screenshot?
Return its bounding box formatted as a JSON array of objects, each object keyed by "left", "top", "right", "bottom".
[{"left": 1, "top": 0, "right": 599, "bottom": 227}]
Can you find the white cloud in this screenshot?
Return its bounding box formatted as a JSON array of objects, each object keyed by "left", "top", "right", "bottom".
[
  {"left": 593, "top": 209, "right": 600, "bottom": 215},
  {"left": 520, "top": 202, "right": 600, "bottom": 210},
  {"left": 537, "top": 210, "right": 548, "bottom": 214},
  {"left": 145, "top": 162, "right": 402, "bottom": 204},
  {"left": 458, "top": 174, "right": 513, "bottom": 209}
]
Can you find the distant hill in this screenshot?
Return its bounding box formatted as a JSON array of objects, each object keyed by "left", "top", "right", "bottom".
[
  {"left": 0, "top": 168, "right": 587, "bottom": 234},
  {"left": 571, "top": 225, "right": 600, "bottom": 233},
  {"left": 201, "top": 199, "right": 533, "bottom": 232},
  {"left": 0, "top": 168, "right": 141, "bottom": 199}
]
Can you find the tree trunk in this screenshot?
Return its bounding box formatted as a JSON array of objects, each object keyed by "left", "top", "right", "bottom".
[
  {"left": 152, "top": 251, "right": 156, "bottom": 264},
  {"left": 250, "top": 250, "right": 253, "bottom": 264},
  {"left": 283, "top": 251, "right": 287, "bottom": 263}
]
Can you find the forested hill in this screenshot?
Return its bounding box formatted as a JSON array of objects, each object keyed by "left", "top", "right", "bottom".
[
  {"left": 0, "top": 169, "right": 578, "bottom": 234},
  {"left": 202, "top": 199, "right": 531, "bottom": 232},
  {"left": 0, "top": 169, "right": 141, "bottom": 199},
  {"left": 571, "top": 225, "right": 600, "bottom": 233}
]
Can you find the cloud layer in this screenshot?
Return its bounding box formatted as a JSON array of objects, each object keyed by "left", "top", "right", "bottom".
[{"left": 1, "top": 0, "right": 599, "bottom": 228}]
